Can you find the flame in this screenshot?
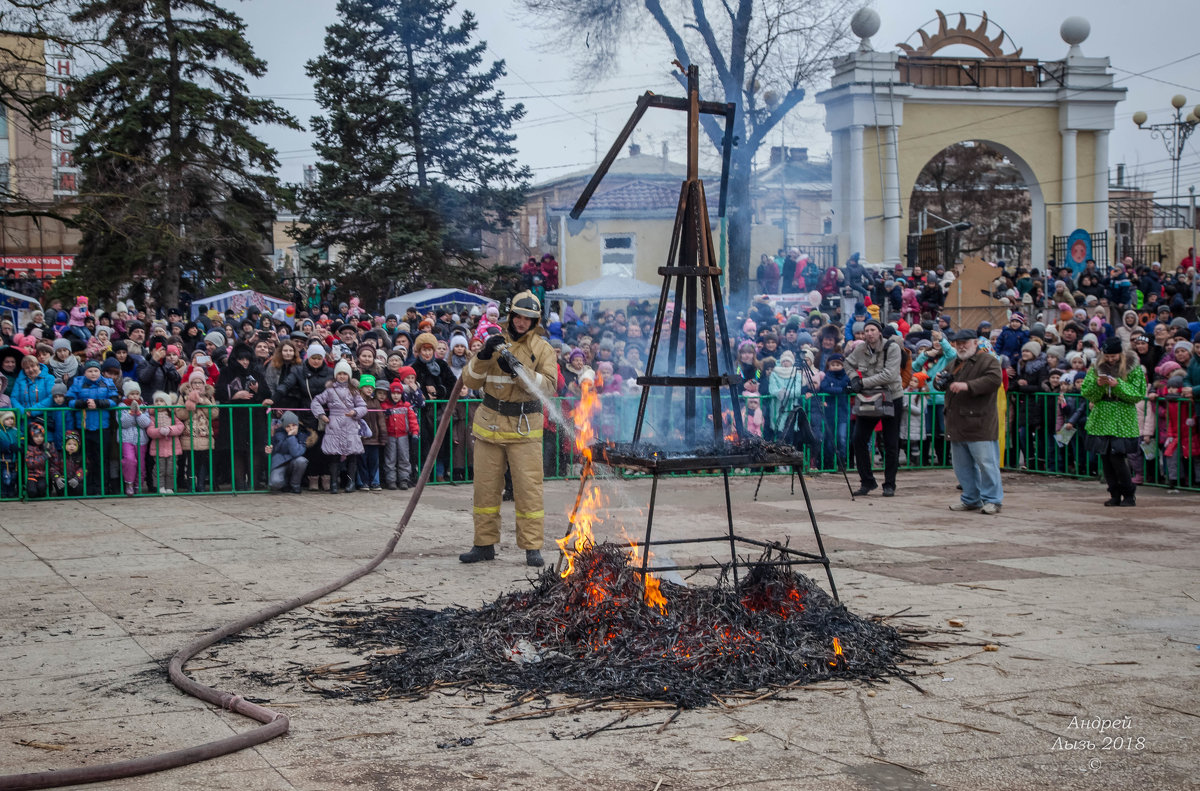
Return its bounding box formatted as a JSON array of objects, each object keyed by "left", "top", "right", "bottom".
[
  {"left": 830, "top": 637, "right": 844, "bottom": 667},
  {"left": 556, "top": 378, "right": 603, "bottom": 577},
  {"left": 721, "top": 408, "right": 738, "bottom": 442},
  {"left": 556, "top": 377, "right": 667, "bottom": 614}
]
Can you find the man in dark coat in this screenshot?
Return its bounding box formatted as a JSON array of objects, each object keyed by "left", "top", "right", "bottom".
[{"left": 938, "top": 330, "right": 1004, "bottom": 514}]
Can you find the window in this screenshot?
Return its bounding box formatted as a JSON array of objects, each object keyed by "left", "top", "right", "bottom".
[
  {"left": 528, "top": 214, "right": 539, "bottom": 247},
  {"left": 601, "top": 233, "right": 635, "bottom": 278}
]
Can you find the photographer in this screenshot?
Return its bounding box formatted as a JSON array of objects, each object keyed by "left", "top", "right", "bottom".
[
  {"left": 936, "top": 330, "right": 1004, "bottom": 514},
  {"left": 844, "top": 318, "right": 903, "bottom": 496}
]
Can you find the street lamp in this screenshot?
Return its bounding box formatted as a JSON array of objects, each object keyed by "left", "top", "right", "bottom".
[{"left": 1132, "top": 95, "right": 1200, "bottom": 203}]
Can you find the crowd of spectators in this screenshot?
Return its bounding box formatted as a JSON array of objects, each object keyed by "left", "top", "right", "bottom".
[{"left": 2, "top": 246, "right": 1199, "bottom": 501}]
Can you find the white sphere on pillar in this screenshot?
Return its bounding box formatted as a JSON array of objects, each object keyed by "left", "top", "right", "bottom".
[
  {"left": 1060, "top": 17, "right": 1090, "bottom": 56},
  {"left": 850, "top": 8, "right": 881, "bottom": 51}
]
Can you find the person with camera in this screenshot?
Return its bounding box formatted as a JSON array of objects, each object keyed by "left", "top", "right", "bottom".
[
  {"left": 935, "top": 330, "right": 1004, "bottom": 514},
  {"left": 844, "top": 318, "right": 904, "bottom": 496}
]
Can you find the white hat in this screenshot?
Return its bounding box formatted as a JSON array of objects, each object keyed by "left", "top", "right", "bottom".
[
  {"left": 334, "top": 359, "right": 352, "bottom": 378},
  {"left": 122, "top": 380, "right": 141, "bottom": 396},
  {"left": 306, "top": 343, "right": 326, "bottom": 359}
]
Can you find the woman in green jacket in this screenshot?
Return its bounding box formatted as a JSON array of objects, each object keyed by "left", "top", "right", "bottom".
[{"left": 1081, "top": 337, "right": 1146, "bottom": 506}]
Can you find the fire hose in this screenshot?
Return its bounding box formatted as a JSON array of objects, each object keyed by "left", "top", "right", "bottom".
[{"left": 0, "top": 377, "right": 466, "bottom": 791}]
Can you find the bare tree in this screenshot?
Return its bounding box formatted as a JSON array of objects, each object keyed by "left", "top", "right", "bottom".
[
  {"left": 909, "top": 142, "right": 1031, "bottom": 267},
  {"left": 520, "top": 0, "right": 858, "bottom": 307}
]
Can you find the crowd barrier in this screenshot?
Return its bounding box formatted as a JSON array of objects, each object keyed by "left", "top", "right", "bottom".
[{"left": 1, "top": 390, "right": 1196, "bottom": 501}]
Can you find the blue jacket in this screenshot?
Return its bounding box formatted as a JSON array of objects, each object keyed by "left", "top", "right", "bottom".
[
  {"left": 11, "top": 366, "right": 56, "bottom": 413},
  {"left": 269, "top": 427, "right": 307, "bottom": 469},
  {"left": 912, "top": 338, "right": 958, "bottom": 406},
  {"left": 64, "top": 376, "right": 119, "bottom": 430},
  {"left": 994, "top": 326, "right": 1029, "bottom": 363},
  {"left": 818, "top": 369, "right": 852, "bottom": 422}
]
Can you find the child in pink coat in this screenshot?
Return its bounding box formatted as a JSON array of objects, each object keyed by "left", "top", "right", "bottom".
[{"left": 146, "top": 391, "right": 186, "bottom": 493}]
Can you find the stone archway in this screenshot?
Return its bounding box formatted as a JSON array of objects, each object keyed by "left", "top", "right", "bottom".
[
  {"left": 906, "top": 138, "right": 1042, "bottom": 268},
  {"left": 817, "top": 10, "right": 1124, "bottom": 267}
]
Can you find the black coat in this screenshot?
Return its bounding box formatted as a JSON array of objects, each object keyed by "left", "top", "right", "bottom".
[
  {"left": 273, "top": 361, "right": 333, "bottom": 430},
  {"left": 139, "top": 357, "right": 181, "bottom": 396},
  {"left": 411, "top": 356, "right": 455, "bottom": 401},
  {"left": 215, "top": 356, "right": 268, "bottom": 451}
]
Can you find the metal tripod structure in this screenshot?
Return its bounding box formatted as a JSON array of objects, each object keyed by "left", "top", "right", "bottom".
[{"left": 561, "top": 65, "right": 837, "bottom": 600}]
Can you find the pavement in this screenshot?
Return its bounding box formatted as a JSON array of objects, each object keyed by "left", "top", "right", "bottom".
[{"left": 1, "top": 470, "right": 1197, "bottom": 791}]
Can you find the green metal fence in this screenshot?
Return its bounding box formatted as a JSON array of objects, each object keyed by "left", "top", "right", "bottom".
[{"left": 1, "top": 391, "right": 1196, "bottom": 501}]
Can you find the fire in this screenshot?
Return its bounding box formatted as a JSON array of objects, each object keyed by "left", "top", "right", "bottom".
[
  {"left": 721, "top": 408, "right": 738, "bottom": 442},
  {"left": 556, "top": 377, "right": 667, "bottom": 613},
  {"left": 830, "top": 637, "right": 844, "bottom": 667}
]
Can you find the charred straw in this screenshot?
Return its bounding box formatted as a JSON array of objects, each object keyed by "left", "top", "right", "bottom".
[{"left": 282, "top": 543, "right": 914, "bottom": 708}]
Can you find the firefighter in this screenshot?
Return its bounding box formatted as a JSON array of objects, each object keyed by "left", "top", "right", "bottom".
[{"left": 459, "top": 290, "right": 558, "bottom": 566}]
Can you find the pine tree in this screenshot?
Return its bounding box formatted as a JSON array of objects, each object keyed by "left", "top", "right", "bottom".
[
  {"left": 53, "top": 0, "right": 299, "bottom": 308},
  {"left": 296, "top": 0, "right": 530, "bottom": 300}
]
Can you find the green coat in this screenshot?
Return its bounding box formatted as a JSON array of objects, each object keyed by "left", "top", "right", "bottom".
[{"left": 1081, "top": 362, "right": 1145, "bottom": 439}]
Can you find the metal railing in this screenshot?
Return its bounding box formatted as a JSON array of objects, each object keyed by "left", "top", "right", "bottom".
[{"left": 2, "top": 390, "right": 1196, "bottom": 500}]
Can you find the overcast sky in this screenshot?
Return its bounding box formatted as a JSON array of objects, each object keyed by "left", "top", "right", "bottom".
[{"left": 230, "top": 0, "right": 1200, "bottom": 200}]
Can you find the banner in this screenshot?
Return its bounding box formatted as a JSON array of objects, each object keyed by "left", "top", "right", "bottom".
[{"left": 0, "top": 255, "right": 75, "bottom": 277}]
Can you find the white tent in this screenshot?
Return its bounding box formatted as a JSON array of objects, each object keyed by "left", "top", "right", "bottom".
[
  {"left": 545, "top": 274, "right": 664, "bottom": 304},
  {"left": 0, "top": 287, "right": 43, "bottom": 328},
  {"left": 384, "top": 288, "right": 496, "bottom": 317},
  {"left": 190, "top": 289, "right": 291, "bottom": 321}
]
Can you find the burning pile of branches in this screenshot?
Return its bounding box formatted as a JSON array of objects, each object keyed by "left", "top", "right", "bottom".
[{"left": 293, "top": 543, "right": 912, "bottom": 708}]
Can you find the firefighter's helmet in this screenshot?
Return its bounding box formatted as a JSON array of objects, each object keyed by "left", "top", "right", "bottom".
[{"left": 509, "top": 290, "right": 542, "bottom": 320}]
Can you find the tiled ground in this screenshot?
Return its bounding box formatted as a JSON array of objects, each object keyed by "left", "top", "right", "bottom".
[{"left": 1, "top": 469, "right": 1197, "bottom": 790}]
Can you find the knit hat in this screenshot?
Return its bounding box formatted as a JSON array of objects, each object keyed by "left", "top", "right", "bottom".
[
  {"left": 1021, "top": 341, "right": 1041, "bottom": 357},
  {"left": 122, "top": 380, "right": 141, "bottom": 396},
  {"left": 101, "top": 357, "right": 121, "bottom": 372},
  {"left": 1174, "top": 340, "right": 1193, "bottom": 354},
  {"left": 1104, "top": 337, "right": 1124, "bottom": 355},
  {"left": 413, "top": 332, "right": 438, "bottom": 353},
  {"left": 1081, "top": 333, "right": 1098, "bottom": 347},
  {"left": 863, "top": 318, "right": 884, "bottom": 333},
  {"left": 397, "top": 365, "right": 416, "bottom": 381},
  {"left": 1170, "top": 317, "right": 1189, "bottom": 329},
  {"left": 1168, "top": 374, "right": 1187, "bottom": 389},
  {"left": 915, "top": 339, "right": 933, "bottom": 351},
  {"left": 188, "top": 369, "right": 207, "bottom": 384},
  {"left": 743, "top": 318, "right": 756, "bottom": 335},
  {"left": 390, "top": 379, "right": 405, "bottom": 393},
  {"left": 359, "top": 374, "right": 376, "bottom": 390},
  {"left": 779, "top": 350, "right": 796, "bottom": 366},
  {"left": 53, "top": 338, "right": 72, "bottom": 353},
  {"left": 824, "top": 353, "right": 844, "bottom": 367},
  {"left": 569, "top": 347, "right": 586, "bottom": 361},
  {"left": 306, "top": 343, "right": 326, "bottom": 359},
  {"left": 51, "top": 382, "right": 68, "bottom": 396},
  {"left": 1156, "top": 359, "right": 1182, "bottom": 378},
  {"left": 204, "top": 331, "right": 225, "bottom": 347},
  {"left": 1010, "top": 312, "right": 1026, "bottom": 325},
  {"left": 280, "top": 411, "right": 299, "bottom": 427},
  {"left": 450, "top": 335, "right": 469, "bottom": 351},
  {"left": 1046, "top": 344, "right": 1066, "bottom": 360},
  {"left": 334, "top": 359, "right": 352, "bottom": 378}
]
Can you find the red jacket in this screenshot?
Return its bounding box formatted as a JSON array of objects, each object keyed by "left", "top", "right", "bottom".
[{"left": 383, "top": 400, "right": 419, "bottom": 438}]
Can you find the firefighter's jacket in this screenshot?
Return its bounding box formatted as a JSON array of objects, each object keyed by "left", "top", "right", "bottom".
[{"left": 462, "top": 327, "right": 557, "bottom": 444}]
